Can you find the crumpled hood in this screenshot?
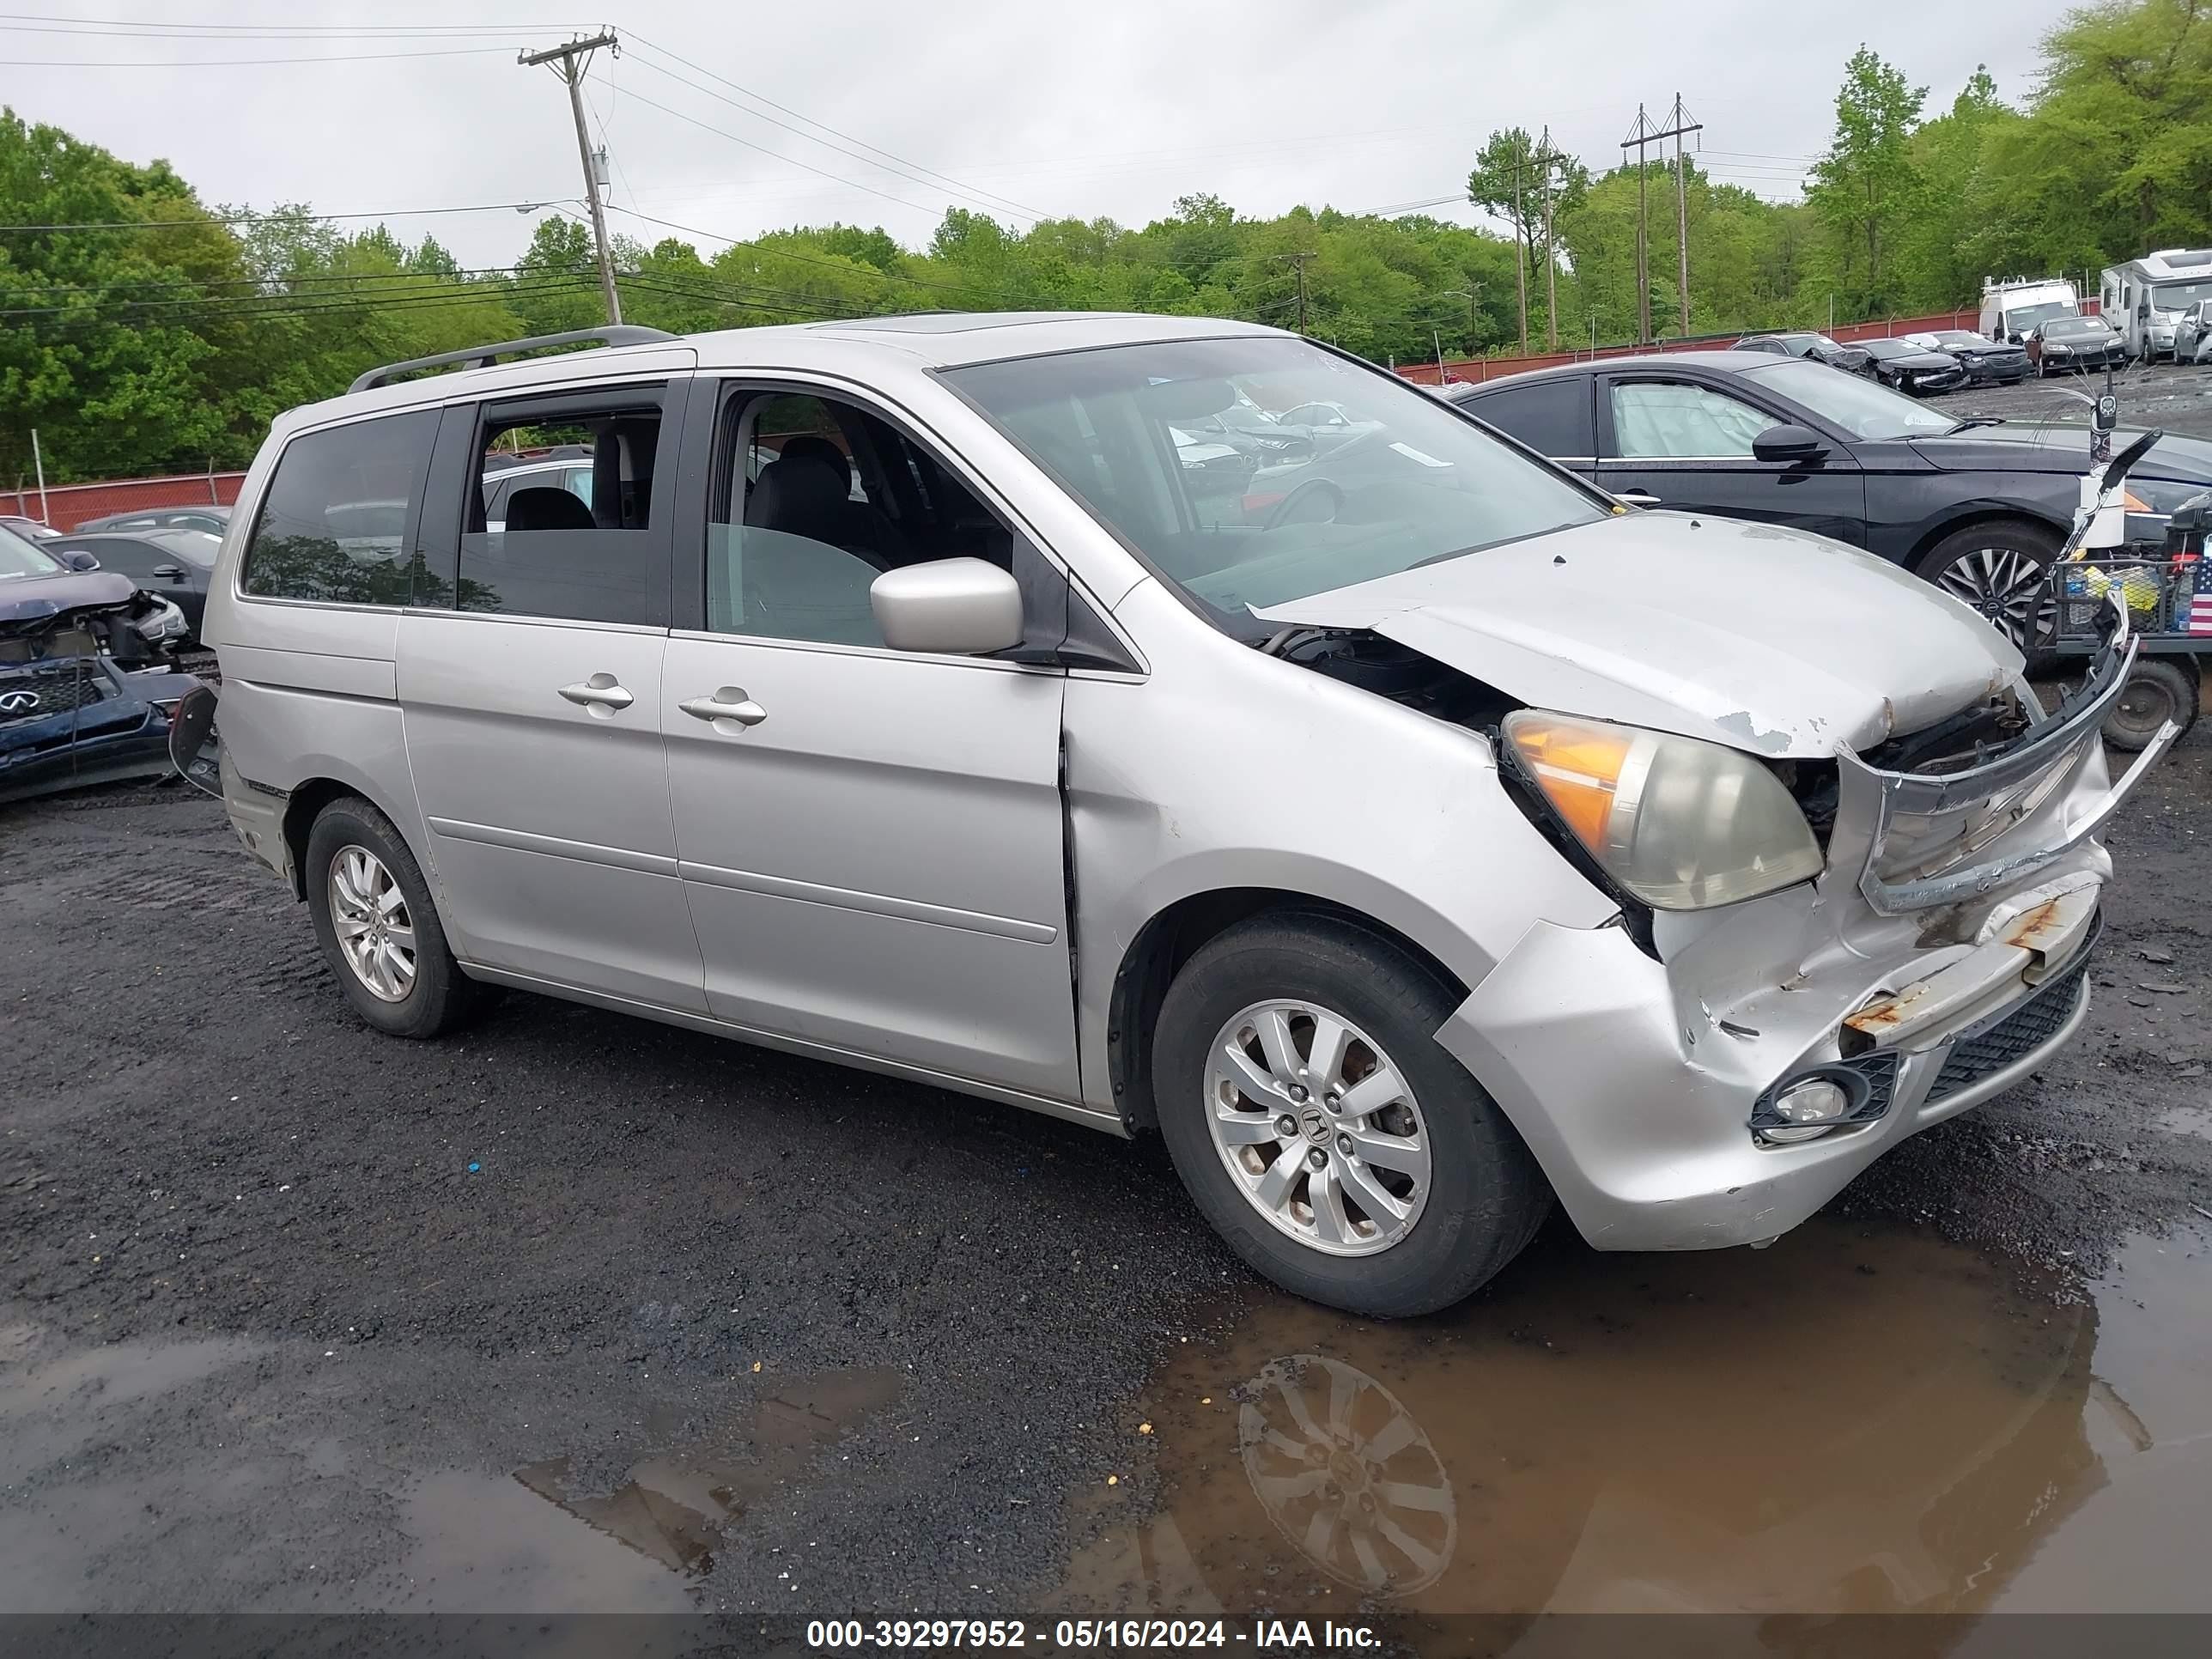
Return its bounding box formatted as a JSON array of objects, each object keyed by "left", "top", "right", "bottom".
[
  {"left": 0, "top": 569, "right": 143, "bottom": 637},
  {"left": 1251, "top": 512, "right": 2022, "bottom": 758}
]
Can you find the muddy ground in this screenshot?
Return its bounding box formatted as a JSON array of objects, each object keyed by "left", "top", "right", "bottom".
[{"left": 3, "top": 710, "right": 2211, "bottom": 1639}]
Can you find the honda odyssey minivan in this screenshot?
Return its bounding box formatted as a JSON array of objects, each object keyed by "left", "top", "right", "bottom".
[{"left": 196, "top": 314, "right": 2170, "bottom": 1316}]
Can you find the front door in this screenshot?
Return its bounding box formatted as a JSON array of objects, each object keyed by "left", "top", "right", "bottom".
[
  {"left": 659, "top": 382, "right": 1079, "bottom": 1101},
  {"left": 398, "top": 380, "right": 706, "bottom": 1011},
  {"left": 1596, "top": 373, "right": 1867, "bottom": 545}
]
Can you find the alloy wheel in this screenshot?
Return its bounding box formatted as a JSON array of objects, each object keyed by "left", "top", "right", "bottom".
[
  {"left": 327, "top": 844, "right": 416, "bottom": 1002},
  {"left": 1935, "top": 543, "right": 2057, "bottom": 650},
  {"left": 1204, "top": 1000, "right": 1431, "bottom": 1257}
]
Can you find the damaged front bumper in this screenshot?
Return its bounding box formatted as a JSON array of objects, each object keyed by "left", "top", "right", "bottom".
[{"left": 1437, "top": 608, "right": 2172, "bottom": 1253}]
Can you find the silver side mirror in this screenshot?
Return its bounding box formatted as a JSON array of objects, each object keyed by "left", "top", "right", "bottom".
[{"left": 871, "top": 557, "right": 1024, "bottom": 655}]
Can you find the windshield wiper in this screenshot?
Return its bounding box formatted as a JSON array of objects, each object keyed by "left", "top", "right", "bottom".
[{"left": 1946, "top": 416, "right": 2005, "bottom": 434}]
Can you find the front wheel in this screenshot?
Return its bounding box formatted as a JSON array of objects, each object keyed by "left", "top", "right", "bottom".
[
  {"left": 1152, "top": 915, "right": 1551, "bottom": 1317},
  {"left": 1916, "top": 519, "right": 2062, "bottom": 659}
]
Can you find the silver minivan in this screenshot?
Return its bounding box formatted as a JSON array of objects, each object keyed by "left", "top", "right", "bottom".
[{"left": 198, "top": 314, "right": 2169, "bottom": 1316}]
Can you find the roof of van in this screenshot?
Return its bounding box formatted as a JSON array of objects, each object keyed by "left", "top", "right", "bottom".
[{"left": 286, "top": 312, "right": 1288, "bottom": 435}]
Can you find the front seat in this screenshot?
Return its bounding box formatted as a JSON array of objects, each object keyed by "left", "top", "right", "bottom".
[
  {"left": 504, "top": 486, "right": 596, "bottom": 533},
  {"left": 744, "top": 453, "right": 911, "bottom": 570}
]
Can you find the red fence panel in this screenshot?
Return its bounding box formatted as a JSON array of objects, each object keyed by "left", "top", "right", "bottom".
[{"left": 3, "top": 471, "right": 247, "bottom": 532}]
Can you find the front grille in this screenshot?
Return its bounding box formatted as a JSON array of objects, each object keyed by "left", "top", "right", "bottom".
[
  {"left": 1925, "top": 930, "right": 2098, "bottom": 1103},
  {"left": 0, "top": 663, "right": 100, "bottom": 725}
]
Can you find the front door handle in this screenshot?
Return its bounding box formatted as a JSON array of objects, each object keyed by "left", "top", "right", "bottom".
[
  {"left": 680, "top": 687, "right": 768, "bottom": 728},
  {"left": 558, "top": 673, "right": 635, "bottom": 714},
  {"left": 1613, "top": 489, "right": 1661, "bottom": 507}
]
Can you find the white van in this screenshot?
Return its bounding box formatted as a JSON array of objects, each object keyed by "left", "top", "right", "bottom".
[{"left": 1978, "top": 276, "right": 2080, "bottom": 345}]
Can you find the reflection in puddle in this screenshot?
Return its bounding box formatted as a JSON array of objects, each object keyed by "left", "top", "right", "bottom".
[
  {"left": 511, "top": 1369, "right": 902, "bottom": 1578},
  {"left": 1065, "top": 1221, "right": 2212, "bottom": 1626}
]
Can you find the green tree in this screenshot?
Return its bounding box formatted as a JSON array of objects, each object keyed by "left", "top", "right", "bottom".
[{"left": 1807, "top": 46, "right": 1928, "bottom": 309}]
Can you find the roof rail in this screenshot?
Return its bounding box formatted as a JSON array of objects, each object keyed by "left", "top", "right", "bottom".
[{"left": 348, "top": 325, "right": 678, "bottom": 395}]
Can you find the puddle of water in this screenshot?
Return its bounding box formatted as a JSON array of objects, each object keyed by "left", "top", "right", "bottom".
[
  {"left": 388, "top": 1367, "right": 902, "bottom": 1607},
  {"left": 2152, "top": 1104, "right": 2212, "bottom": 1142},
  {"left": 1062, "top": 1219, "right": 2212, "bottom": 1624}
]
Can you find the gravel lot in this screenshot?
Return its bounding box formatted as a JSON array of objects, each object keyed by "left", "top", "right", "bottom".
[{"left": 4, "top": 500, "right": 2212, "bottom": 1626}]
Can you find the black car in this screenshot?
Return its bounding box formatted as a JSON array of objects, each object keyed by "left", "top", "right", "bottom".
[
  {"left": 1731, "top": 331, "right": 1875, "bottom": 376},
  {"left": 1906, "top": 329, "right": 2032, "bottom": 385},
  {"left": 71, "top": 504, "right": 231, "bottom": 537},
  {"left": 1859, "top": 337, "right": 1968, "bottom": 396},
  {"left": 2029, "top": 316, "right": 2128, "bottom": 375},
  {"left": 1, "top": 526, "right": 196, "bottom": 804},
  {"left": 46, "top": 528, "right": 219, "bottom": 639},
  {"left": 1442, "top": 351, "right": 2212, "bottom": 647}
]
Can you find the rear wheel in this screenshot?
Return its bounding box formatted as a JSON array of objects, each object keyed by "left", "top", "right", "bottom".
[
  {"left": 1152, "top": 914, "right": 1550, "bottom": 1317},
  {"left": 1916, "top": 519, "right": 2062, "bottom": 658},
  {"left": 305, "top": 796, "right": 485, "bottom": 1038},
  {"left": 2101, "top": 659, "right": 2198, "bottom": 752}
]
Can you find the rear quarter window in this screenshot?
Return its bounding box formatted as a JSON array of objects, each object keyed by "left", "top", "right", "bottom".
[
  {"left": 1462, "top": 378, "right": 1595, "bottom": 459},
  {"left": 240, "top": 410, "right": 437, "bottom": 605}
]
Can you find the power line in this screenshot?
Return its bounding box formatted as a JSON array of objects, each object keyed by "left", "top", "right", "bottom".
[
  {"left": 0, "top": 200, "right": 568, "bottom": 233},
  {"left": 2, "top": 276, "right": 593, "bottom": 325},
  {"left": 7, "top": 266, "right": 535, "bottom": 299},
  {"left": 615, "top": 83, "right": 1015, "bottom": 228},
  {"left": 0, "top": 45, "right": 528, "bottom": 67},
  {"left": 0, "top": 13, "right": 589, "bottom": 32},
  {"left": 623, "top": 35, "right": 1046, "bottom": 223}
]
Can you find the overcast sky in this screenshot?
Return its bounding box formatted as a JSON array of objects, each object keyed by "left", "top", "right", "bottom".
[{"left": 9, "top": 1, "right": 2086, "bottom": 267}]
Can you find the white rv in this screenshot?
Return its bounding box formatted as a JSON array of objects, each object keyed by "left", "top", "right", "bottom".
[
  {"left": 2100, "top": 249, "right": 2212, "bottom": 361},
  {"left": 1978, "top": 276, "right": 2080, "bottom": 344}
]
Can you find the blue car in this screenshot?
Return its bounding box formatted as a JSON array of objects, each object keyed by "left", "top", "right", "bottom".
[{"left": 2, "top": 524, "right": 198, "bottom": 805}]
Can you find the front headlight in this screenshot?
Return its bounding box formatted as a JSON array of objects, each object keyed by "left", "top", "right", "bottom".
[{"left": 1501, "top": 711, "right": 1825, "bottom": 910}]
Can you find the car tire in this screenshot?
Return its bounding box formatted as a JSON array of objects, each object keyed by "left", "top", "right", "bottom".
[
  {"left": 305, "top": 795, "right": 486, "bottom": 1039},
  {"left": 2100, "top": 659, "right": 2197, "bottom": 752},
  {"left": 1916, "top": 518, "right": 2063, "bottom": 661},
  {"left": 1151, "top": 912, "right": 1551, "bottom": 1318}
]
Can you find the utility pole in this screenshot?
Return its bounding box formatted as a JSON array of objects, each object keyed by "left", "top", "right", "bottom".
[
  {"left": 1531, "top": 128, "right": 1568, "bottom": 351},
  {"left": 1621, "top": 104, "right": 1659, "bottom": 345},
  {"left": 1279, "top": 251, "right": 1316, "bottom": 334},
  {"left": 30, "top": 428, "right": 48, "bottom": 526},
  {"left": 520, "top": 31, "right": 623, "bottom": 325},
  {"left": 1653, "top": 95, "right": 1703, "bottom": 337},
  {"left": 1511, "top": 147, "right": 1528, "bottom": 353}
]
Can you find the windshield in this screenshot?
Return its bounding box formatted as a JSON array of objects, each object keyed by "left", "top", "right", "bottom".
[
  {"left": 1862, "top": 340, "right": 1912, "bottom": 358},
  {"left": 943, "top": 337, "right": 1606, "bottom": 629},
  {"left": 2153, "top": 278, "right": 2212, "bottom": 313},
  {"left": 2045, "top": 318, "right": 2111, "bottom": 338},
  {"left": 2006, "top": 301, "right": 2074, "bottom": 333},
  {"left": 1742, "top": 359, "right": 1954, "bottom": 441},
  {"left": 0, "top": 524, "right": 65, "bottom": 580},
  {"left": 1936, "top": 331, "right": 1989, "bottom": 347}
]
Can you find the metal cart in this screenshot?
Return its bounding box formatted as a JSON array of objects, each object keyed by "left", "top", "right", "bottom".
[{"left": 2052, "top": 551, "right": 2205, "bottom": 750}]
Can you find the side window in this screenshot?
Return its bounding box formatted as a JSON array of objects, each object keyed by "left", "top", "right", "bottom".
[
  {"left": 1464, "top": 378, "right": 1594, "bottom": 459},
  {"left": 704, "top": 388, "right": 1018, "bottom": 649},
  {"left": 451, "top": 388, "right": 668, "bottom": 624},
  {"left": 84, "top": 539, "right": 155, "bottom": 578},
  {"left": 241, "top": 410, "right": 437, "bottom": 605},
  {"left": 1607, "top": 380, "right": 1781, "bottom": 460}
]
